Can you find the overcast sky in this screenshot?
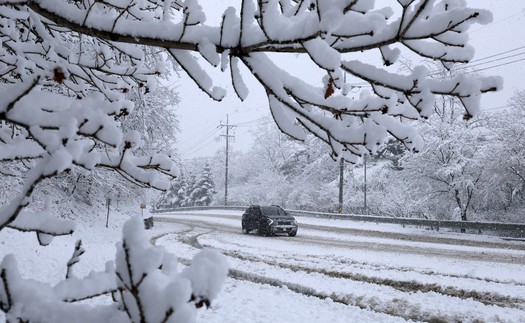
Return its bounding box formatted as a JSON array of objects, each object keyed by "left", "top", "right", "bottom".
[{"left": 173, "top": 1, "right": 525, "bottom": 160}]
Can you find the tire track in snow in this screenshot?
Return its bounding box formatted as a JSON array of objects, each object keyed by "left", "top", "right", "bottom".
[
  {"left": 154, "top": 216, "right": 525, "bottom": 286},
  {"left": 207, "top": 227, "right": 525, "bottom": 290},
  {"left": 155, "top": 215, "right": 525, "bottom": 277},
  {"left": 300, "top": 223, "right": 525, "bottom": 252},
  {"left": 217, "top": 249, "right": 525, "bottom": 311},
  {"left": 152, "top": 227, "right": 415, "bottom": 322},
  {"left": 159, "top": 212, "right": 525, "bottom": 252},
  {"left": 153, "top": 219, "right": 525, "bottom": 322}
]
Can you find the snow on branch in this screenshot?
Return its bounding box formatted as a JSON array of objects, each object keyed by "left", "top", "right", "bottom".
[
  {"left": 7, "top": 209, "right": 75, "bottom": 245},
  {"left": 0, "top": 217, "right": 228, "bottom": 321},
  {"left": 0, "top": 80, "right": 178, "bottom": 233},
  {"left": 0, "top": 3, "right": 180, "bottom": 234},
  {"left": 0, "top": 254, "right": 126, "bottom": 322},
  {"left": 66, "top": 240, "right": 85, "bottom": 279},
  {"left": 3, "top": 0, "right": 498, "bottom": 160},
  {"left": 115, "top": 216, "right": 228, "bottom": 322}
]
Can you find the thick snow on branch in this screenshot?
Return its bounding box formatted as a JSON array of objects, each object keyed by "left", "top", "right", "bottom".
[
  {"left": 0, "top": 81, "right": 178, "bottom": 232},
  {"left": 0, "top": 3, "right": 180, "bottom": 232},
  {"left": 115, "top": 216, "right": 228, "bottom": 322},
  {"left": 0, "top": 217, "right": 228, "bottom": 322},
  {"left": 0, "top": 255, "right": 128, "bottom": 322},
  {"left": 8, "top": 208, "right": 75, "bottom": 245},
  {"left": 1, "top": 0, "right": 501, "bottom": 163}
]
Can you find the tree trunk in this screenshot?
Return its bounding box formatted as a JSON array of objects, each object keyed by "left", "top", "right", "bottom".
[
  {"left": 455, "top": 188, "right": 468, "bottom": 233},
  {"left": 460, "top": 208, "right": 468, "bottom": 233}
]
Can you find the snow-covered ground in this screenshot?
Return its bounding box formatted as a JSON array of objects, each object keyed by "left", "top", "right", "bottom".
[{"left": 2, "top": 208, "right": 525, "bottom": 322}]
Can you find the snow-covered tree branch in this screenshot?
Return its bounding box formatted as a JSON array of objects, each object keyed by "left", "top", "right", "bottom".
[
  {"left": 0, "top": 1, "right": 179, "bottom": 236},
  {"left": 0, "top": 217, "right": 228, "bottom": 322},
  {"left": 2, "top": 0, "right": 501, "bottom": 163}
]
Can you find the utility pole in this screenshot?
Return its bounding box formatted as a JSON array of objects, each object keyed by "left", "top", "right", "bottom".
[
  {"left": 105, "top": 198, "right": 111, "bottom": 228},
  {"left": 363, "top": 154, "right": 367, "bottom": 213},
  {"left": 338, "top": 158, "right": 344, "bottom": 214},
  {"left": 219, "top": 114, "right": 236, "bottom": 205}
]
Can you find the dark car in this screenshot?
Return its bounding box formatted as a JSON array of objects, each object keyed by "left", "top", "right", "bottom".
[{"left": 242, "top": 205, "right": 298, "bottom": 236}]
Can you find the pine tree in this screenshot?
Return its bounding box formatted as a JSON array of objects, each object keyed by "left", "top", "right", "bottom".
[
  {"left": 190, "top": 164, "right": 216, "bottom": 206},
  {"left": 154, "top": 174, "right": 191, "bottom": 209},
  {"left": 180, "top": 174, "right": 194, "bottom": 207}
]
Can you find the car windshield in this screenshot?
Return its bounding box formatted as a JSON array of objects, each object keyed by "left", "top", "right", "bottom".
[{"left": 260, "top": 206, "right": 288, "bottom": 216}]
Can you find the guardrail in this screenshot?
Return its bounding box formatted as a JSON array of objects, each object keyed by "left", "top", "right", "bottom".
[
  {"left": 152, "top": 206, "right": 525, "bottom": 237},
  {"left": 151, "top": 205, "right": 248, "bottom": 213}
]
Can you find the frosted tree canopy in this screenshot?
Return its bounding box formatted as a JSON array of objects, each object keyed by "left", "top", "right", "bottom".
[{"left": 0, "top": 0, "right": 500, "bottom": 233}]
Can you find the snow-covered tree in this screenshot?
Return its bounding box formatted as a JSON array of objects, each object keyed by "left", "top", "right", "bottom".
[
  {"left": 373, "top": 138, "right": 407, "bottom": 170},
  {"left": 0, "top": 0, "right": 502, "bottom": 320},
  {"left": 480, "top": 92, "right": 525, "bottom": 214},
  {"left": 400, "top": 100, "right": 487, "bottom": 222},
  {"left": 189, "top": 164, "right": 216, "bottom": 206},
  {"left": 154, "top": 174, "right": 189, "bottom": 209},
  {"left": 34, "top": 84, "right": 181, "bottom": 213},
  {"left": 155, "top": 165, "right": 216, "bottom": 208},
  {"left": 123, "top": 85, "right": 180, "bottom": 156}
]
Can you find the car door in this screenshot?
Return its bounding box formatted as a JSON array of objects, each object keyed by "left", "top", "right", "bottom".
[
  {"left": 254, "top": 208, "right": 263, "bottom": 228},
  {"left": 242, "top": 208, "right": 250, "bottom": 229},
  {"left": 246, "top": 207, "right": 257, "bottom": 230}
]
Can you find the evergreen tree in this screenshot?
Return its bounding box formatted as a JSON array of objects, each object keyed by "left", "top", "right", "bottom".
[
  {"left": 155, "top": 179, "right": 181, "bottom": 209},
  {"left": 179, "top": 174, "right": 193, "bottom": 207},
  {"left": 190, "top": 165, "right": 216, "bottom": 206},
  {"left": 154, "top": 174, "right": 192, "bottom": 209}
]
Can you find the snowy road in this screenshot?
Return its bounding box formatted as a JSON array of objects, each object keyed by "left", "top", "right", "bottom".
[{"left": 153, "top": 211, "right": 525, "bottom": 323}]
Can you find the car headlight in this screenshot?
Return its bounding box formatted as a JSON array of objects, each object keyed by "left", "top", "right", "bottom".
[
  {"left": 293, "top": 219, "right": 297, "bottom": 225},
  {"left": 266, "top": 218, "right": 274, "bottom": 225}
]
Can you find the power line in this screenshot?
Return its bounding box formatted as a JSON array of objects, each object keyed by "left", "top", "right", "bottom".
[
  {"left": 181, "top": 137, "right": 218, "bottom": 158},
  {"left": 181, "top": 140, "right": 216, "bottom": 158},
  {"left": 468, "top": 10, "right": 524, "bottom": 34},
  {"left": 452, "top": 52, "right": 525, "bottom": 72},
  {"left": 427, "top": 50, "right": 525, "bottom": 76},
  {"left": 235, "top": 116, "right": 272, "bottom": 126},
  {"left": 483, "top": 105, "right": 510, "bottom": 111},
  {"left": 179, "top": 128, "right": 222, "bottom": 158},
  {"left": 179, "top": 126, "right": 221, "bottom": 154},
  {"left": 469, "top": 57, "right": 525, "bottom": 73},
  {"left": 236, "top": 121, "right": 273, "bottom": 128},
  {"left": 180, "top": 156, "right": 215, "bottom": 163},
  {"left": 179, "top": 115, "right": 274, "bottom": 159},
  {"left": 466, "top": 45, "right": 525, "bottom": 64}
]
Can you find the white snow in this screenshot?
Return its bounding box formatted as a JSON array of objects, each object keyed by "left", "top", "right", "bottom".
[
  {"left": 3, "top": 205, "right": 525, "bottom": 322},
  {"left": 152, "top": 209, "right": 525, "bottom": 322}
]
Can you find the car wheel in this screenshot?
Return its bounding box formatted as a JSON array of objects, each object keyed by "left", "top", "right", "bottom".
[
  {"left": 288, "top": 231, "right": 297, "bottom": 237},
  {"left": 258, "top": 225, "right": 267, "bottom": 236}
]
